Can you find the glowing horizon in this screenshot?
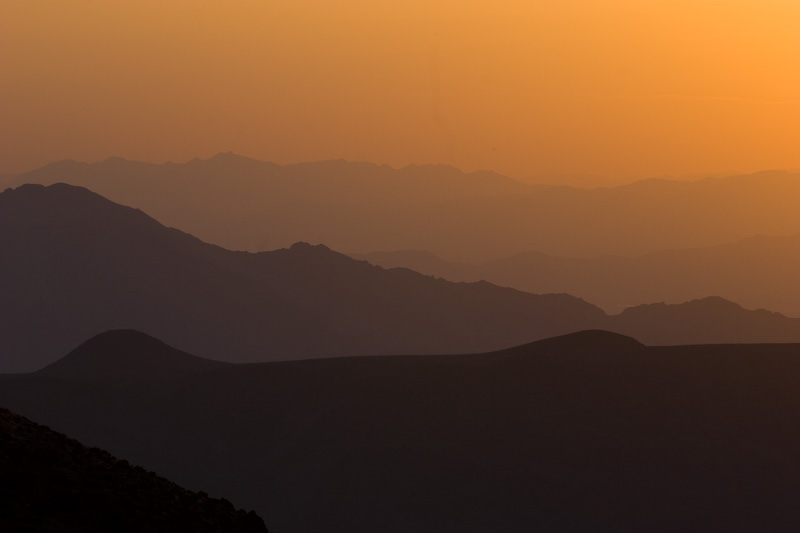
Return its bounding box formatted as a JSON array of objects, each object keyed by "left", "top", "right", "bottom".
[{"left": 2, "top": 0, "right": 799, "bottom": 182}]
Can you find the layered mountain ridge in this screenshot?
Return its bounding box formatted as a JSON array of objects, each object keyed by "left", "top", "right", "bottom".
[
  {"left": 13, "top": 154, "right": 800, "bottom": 261},
  {"left": 3, "top": 183, "right": 800, "bottom": 372},
  {"left": 0, "top": 183, "right": 602, "bottom": 372},
  {"left": 354, "top": 233, "right": 800, "bottom": 317}
]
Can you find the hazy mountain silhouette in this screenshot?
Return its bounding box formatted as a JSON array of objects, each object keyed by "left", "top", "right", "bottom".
[
  {"left": 354, "top": 232, "right": 800, "bottom": 317},
  {"left": 3, "top": 330, "right": 800, "bottom": 532},
  {"left": 611, "top": 296, "right": 800, "bottom": 345},
  {"left": 502, "top": 328, "right": 645, "bottom": 351},
  {"left": 38, "top": 330, "right": 230, "bottom": 381},
  {"left": 4, "top": 183, "right": 800, "bottom": 372},
  {"left": 14, "top": 155, "right": 800, "bottom": 261},
  {"left": 12, "top": 154, "right": 530, "bottom": 255},
  {"left": 0, "top": 407, "right": 268, "bottom": 532},
  {"left": 352, "top": 248, "right": 479, "bottom": 281},
  {"left": 0, "top": 183, "right": 604, "bottom": 372}
]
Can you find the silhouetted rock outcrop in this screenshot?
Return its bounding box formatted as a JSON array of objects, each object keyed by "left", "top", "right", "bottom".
[{"left": 0, "top": 407, "right": 268, "bottom": 532}]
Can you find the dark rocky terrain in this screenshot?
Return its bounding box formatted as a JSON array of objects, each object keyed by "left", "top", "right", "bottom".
[{"left": 0, "top": 407, "right": 268, "bottom": 532}]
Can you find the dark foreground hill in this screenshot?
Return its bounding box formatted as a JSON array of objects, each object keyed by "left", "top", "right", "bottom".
[
  {"left": 2, "top": 330, "right": 800, "bottom": 532},
  {"left": 0, "top": 407, "right": 268, "bottom": 532},
  {"left": 38, "top": 329, "right": 231, "bottom": 381}
]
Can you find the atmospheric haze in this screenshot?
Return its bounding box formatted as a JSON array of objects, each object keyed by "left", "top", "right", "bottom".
[{"left": 3, "top": 0, "right": 800, "bottom": 183}]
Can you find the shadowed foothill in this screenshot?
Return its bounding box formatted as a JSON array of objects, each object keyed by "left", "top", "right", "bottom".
[
  {"left": 38, "top": 329, "right": 231, "bottom": 381},
  {"left": 3, "top": 329, "right": 800, "bottom": 532}
]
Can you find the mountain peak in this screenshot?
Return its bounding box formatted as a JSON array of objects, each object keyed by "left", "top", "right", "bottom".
[
  {"left": 37, "top": 330, "right": 229, "bottom": 379},
  {"left": 1, "top": 182, "right": 97, "bottom": 203},
  {"left": 101, "top": 156, "right": 132, "bottom": 164},
  {"left": 206, "top": 151, "right": 260, "bottom": 163},
  {"left": 620, "top": 296, "right": 747, "bottom": 317},
  {"left": 535, "top": 329, "right": 645, "bottom": 349},
  {"left": 688, "top": 296, "right": 744, "bottom": 309},
  {"left": 210, "top": 150, "right": 242, "bottom": 159},
  {"left": 289, "top": 241, "right": 331, "bottom": 252},
  {"left": 498, "top": 330, "right": 644, "bottom": 356}
]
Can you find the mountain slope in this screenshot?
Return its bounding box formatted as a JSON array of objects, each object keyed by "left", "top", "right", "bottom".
[
  {"left": 611, "top": 296, "right": 800, "bottom": 345},
  {"left": 3, "top": 183, "right": 800, "bottom": 372},
  {"left": 13, "top": 156, "right": 800, "bottom": 261},
  {"left": 2, "top": 331, "right": 800, "bottom": 532},
  {"left": 37, "top": 330, "right": 230, "bottom": 380},
  {"left": 0, "top": 183, "right": 604, "bottom": 372},
  {"left": 12, "top": 154, "right": 530, "bottom": 255},
  {"left": 354, "top": 233, "right": 800, "bottom": 317},
  {"left": 0, "top": 407, "right": 268, "bottom": 532}
]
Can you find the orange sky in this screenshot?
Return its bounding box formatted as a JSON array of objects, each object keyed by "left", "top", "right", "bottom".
[{"left": 2, "top": 0, "right": 799, "bottom": 182}]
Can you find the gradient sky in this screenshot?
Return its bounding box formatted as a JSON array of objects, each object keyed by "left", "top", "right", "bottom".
[{"left": 2, "top": 0, "right": 799, "bottom": 181}]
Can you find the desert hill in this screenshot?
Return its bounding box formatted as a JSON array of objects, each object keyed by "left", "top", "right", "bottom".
[
  {"left": 38, "top": 330, "right": 230, "bottom": 381},
  {"left": 2, "top": 330, "right": 800, "bottom": 532}
]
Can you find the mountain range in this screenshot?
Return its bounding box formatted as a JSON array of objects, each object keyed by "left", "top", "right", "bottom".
[
  {"left": 353, "top": 233, "right": 800, "bottom": 317},
  {"left": 3, "top": 183, "right": 800, "bottom": 372},
  {"left": 12, "top": 154, "right": 800, "bottom": 262},
  {"left": 0, "top": 183, "right": 601, "bottom": 372},
  {"left": 3, "top": 329, "right": 800, "bottom": 532}
]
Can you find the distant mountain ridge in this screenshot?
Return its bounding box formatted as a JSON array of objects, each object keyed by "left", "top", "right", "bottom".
[
  {"left": 3, "top": 330, "right": 800, "bottom": 532},
  {"left": 13, "top": 154, "right": 800, "bottom": 261},
  {"left": 0, "top": 183, "right": 603, "bottom": 372},
  {"left": 12, "top": 153, "right": 529, "bottom": 255},
  {"left": 353, "top": 233, "right": 800, "bottom": 317},
  {"left": 3, "top": 183, "right": 800, "bottom": 372}
]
